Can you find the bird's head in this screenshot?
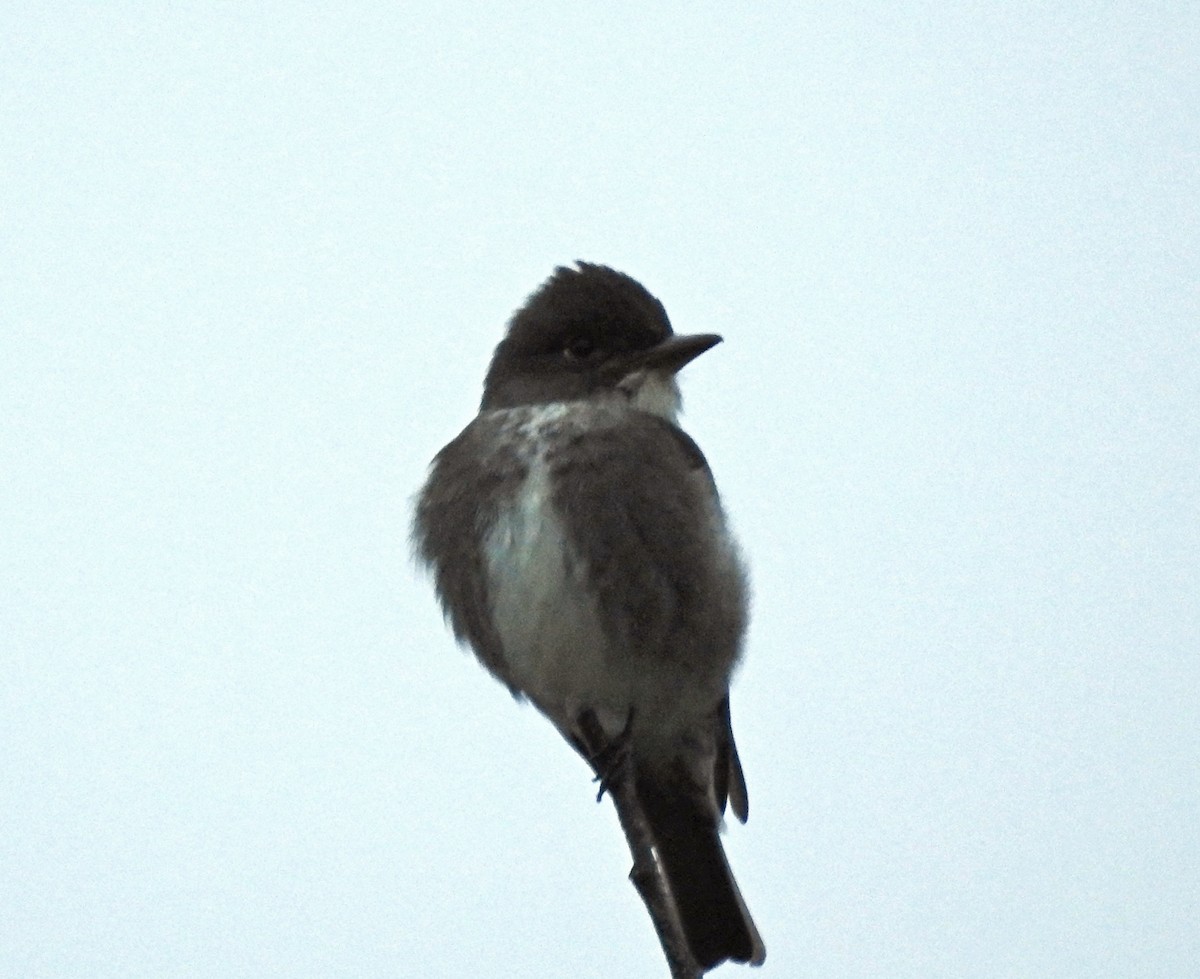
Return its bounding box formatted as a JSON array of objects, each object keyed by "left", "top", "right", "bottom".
[{"left": 480, "top": 262, "right": 721, "bottom": 420}]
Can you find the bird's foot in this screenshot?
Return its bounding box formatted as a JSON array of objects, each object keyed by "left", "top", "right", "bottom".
[{"left": 577, "top": 708, "right": 635, "bottom": 803}]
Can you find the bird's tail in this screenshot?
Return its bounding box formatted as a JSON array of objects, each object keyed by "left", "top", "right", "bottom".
[{"left": 635, "top": 770, "right": 765, "bottom": 971}]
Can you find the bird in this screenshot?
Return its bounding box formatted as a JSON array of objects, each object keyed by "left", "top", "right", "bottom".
[{"left": 413, "top": 262, "right": 764, "bottom": 971}]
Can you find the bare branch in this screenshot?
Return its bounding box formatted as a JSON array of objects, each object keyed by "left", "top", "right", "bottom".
[{"left": 577, "top": 710, "right": 702, "bottom": 979}]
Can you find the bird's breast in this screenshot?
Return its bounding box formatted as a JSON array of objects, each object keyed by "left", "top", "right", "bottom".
[{"left": 484, "top": 452, "right": 636, "bottom": 725}]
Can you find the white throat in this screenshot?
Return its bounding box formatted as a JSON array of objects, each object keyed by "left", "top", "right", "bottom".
[{"left": 616, "top": 369, "right": 682, "bottom": 421}]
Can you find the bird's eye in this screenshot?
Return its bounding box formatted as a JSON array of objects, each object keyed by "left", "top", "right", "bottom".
[{"left": 563, "top": 336, "right": 596, "bottom": 362}]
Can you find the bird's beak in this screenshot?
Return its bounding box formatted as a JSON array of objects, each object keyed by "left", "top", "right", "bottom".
[{"left": 615, "top": 333, "right": 723, "bottom": 377}]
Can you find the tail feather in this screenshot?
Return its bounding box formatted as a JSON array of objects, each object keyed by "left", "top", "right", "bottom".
[{"left": 635, "top": 771, "right": 765, "bottom": 970}]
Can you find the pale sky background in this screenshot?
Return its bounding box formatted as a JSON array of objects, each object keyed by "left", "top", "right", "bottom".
[{"left": 3, "top": 4, "right": 1198, "bottom": 978}]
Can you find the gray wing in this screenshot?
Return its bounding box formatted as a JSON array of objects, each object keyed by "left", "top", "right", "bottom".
[
  {"left": 546, "top": 410, "right": 748, "bottom": 673},
  {"left": 413, "top": 418, "right": 525, "bottom": 693},
  {"left": 715, "top": 694, "right": 750, "bottom": 822}
]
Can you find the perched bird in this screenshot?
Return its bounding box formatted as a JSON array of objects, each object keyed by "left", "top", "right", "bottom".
[{"left": 413, "top": 262, "right": 764, "bottom": 971}]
